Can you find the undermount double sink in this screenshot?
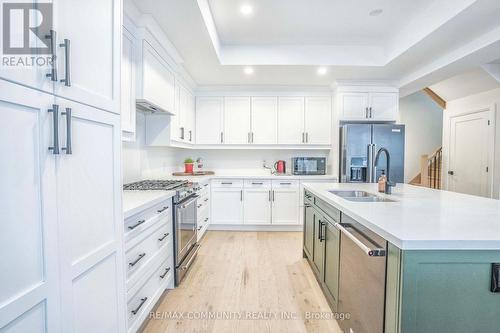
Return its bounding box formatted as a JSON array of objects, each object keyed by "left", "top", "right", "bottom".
[{"left": 329, "top": 190, "right": 396, "bottom": 202}]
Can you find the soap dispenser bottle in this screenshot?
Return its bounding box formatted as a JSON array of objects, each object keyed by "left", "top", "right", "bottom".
[{"left": 378, "top": 170, "right": 387, "bottom": 193}]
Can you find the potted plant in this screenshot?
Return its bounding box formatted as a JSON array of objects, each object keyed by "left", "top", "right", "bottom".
[{"left": 184, "top": 157, "right": 194, "bottom": 174}]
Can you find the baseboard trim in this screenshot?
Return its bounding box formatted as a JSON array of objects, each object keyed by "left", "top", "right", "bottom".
[{"left": 208, "top": 224, "right": 303, "bottom": 232}]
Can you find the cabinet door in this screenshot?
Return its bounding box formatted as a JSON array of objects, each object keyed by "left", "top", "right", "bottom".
[
  {"left": 55, "top": 97, "right": 126, "bottom": 333},
  {"left": 196, "top": 97, "right": 223, "bottom": 144},
  {"left": 173, "top": 84, "right": 189, "bottom": 142},
  {"left": 278, "top": 97, "right": 305, "bottom": 144},
  {"left": 305, "top": 97, "right": 332, "bottom": 144},
  {"left": 339, "top": 92, "right": 369, "bottom": 121},
  {"left": 224, "top": 97, "right": 251, "bottom": 144},
  {"left": 187, "top": 93, "right": 195, "bottom": 143},
  {"left": 303, "top": 205, "right": 314, "bottom": 259},
  {"left": 0, "top": 82, "right": 60, "bottom": 332},
  {"left": 312, "top": 212, "right": 325, "bottom": 279},
  {"left": 121, "top": 24, "right": 136, "bottom": 141},
  {"left": 243, "top": 189, "right": 271, "bottom": 224},
  {"left": 53, "top": 0, "right": 121, "bottom": 113},
  {"left": 0, "top": 1, "right": 54, "bottom": 94},
  {"left": 211, "top": 188, "right": 243, "bottom": 224},
  {"left": 251, "top": 97, "right": 278, "bottom": 144},
  {"left": 272, "top": 188, "right": 299, "bottom": 225},
  {"left": 324, "top": 222, "right": 340, "bottom": 310},
  {"left": 369, "top": 92, "right": 399, "bottom": 121}
]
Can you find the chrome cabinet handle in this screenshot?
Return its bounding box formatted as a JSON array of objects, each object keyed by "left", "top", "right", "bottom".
[
  {"left": 365, "top": 107, "right": 369, "bottom": 118},
  {"left": 128, "top": 219, "right": 145, "bottom": 230},
  {"left": 59, "top": 39, "right": 71, "bottom": 86},
  {"left": 45, "top": 30, "right": 58, "bottom": 81},
  {"left": 198, "top": 226, "right": 202, "bottom": 231},
  {"left": 240, "top": 190, "right": 243, "bottom": 201},
  {"left": 302, "top": 132, "right": 305, "bottom": 143},
  {"left": 189, "top": 130, "right": 192, "bottom": 142},
  {"left": 252, "top": 182, "right": 263, "bottom": 185},
  {"left": 197, "top": 204, "right": 202, "bottom": 208},
  {"left": 48, "top": 105, "right": 60, "bottom": 154},
  {"left": 157, "top": 206, "right": 169, "bottom": 213},
  {"left": 180, "top": 127, "right": 185, "bottom": 140},
  {"left": 268, "top": 190, "right": 271, "bottom": 201},
  {"left": 251, "top": 132, "right": 254, "bottom": 143},
  {"left": 319, "top": 221, "right": 326, "bottom": 242},
  {"left": 305, "top": 132, "right": 309, "bottom": 143},
  {"left": 61, "top": 108, "right": 72, "bottom": 154},
  {"left": 221, "top": 182, "right": 232, "bottom": 185},
  {"left": 280, "top": 182, "right": 292, "bottom": 185},
  {"left": 369, "top": 107, "right": 373, "bottom": 118},
  {"left": 158, "top": 233, "right": 169, "bottom": 242},
  {"left": 221, "top": 132, "right": 224, "bottom": 143},
  {"left": 272, "top": 190, "right": 275, "bottom": 202},
  {"left": 203, "top": 184, "right": 209, "bottom": 187},
  {"left": 204, "top": 198, "right": 209, "bottom": 202},
  {"left": 129, "top": 253, "right": 146, "bottom": 267},
  {"left": 204, "top": 217, "right": 209, "bottom": 222},
  {"left": 248, "top": 132, "right": 251, "bottom": 143},
  {"left": 159, "top": 267, "right": 171, "bottom": 279},
  {"left": 131, "top": 297, "right": 148, "bottom": 315}
]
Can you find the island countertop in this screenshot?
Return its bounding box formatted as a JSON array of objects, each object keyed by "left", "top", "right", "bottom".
[{"left": 302, "top": 182, "right": 500, "bottom": 250}]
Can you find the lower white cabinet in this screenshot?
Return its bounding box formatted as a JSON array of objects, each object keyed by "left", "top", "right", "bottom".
[
  {"left": 243, "top": 181, "right": 272, "bottom": 225},
  {"left": 0, "top": 81, "right": 126, "bottom": 332},
  {"left": 211, "top": 185, "right": 244, "bottom": 224},
  {"left": 197, "top": 180, "right": 211, "bottom": 240},
  {"left": 271, "top": 181, "right": 300, "bottom": 225}
]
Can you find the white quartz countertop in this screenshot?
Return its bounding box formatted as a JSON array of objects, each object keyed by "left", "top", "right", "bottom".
[
  {"left": 302, "top": 182, "right": 500, "bottom": 250},
  {"left": 123, "top": 190, "right": 175, "bottom": 219},
  {"left": 169, "top": 173, "right": 337, "bottom": 183}
]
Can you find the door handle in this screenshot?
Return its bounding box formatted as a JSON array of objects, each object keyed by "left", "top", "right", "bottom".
[
  {"left": 48, "top": 105, "right": 60, "bottom": 154},
  {"left": 59, "top": 39, "right": 71, "bottom": 86},
  {"left": 45, "top": 30, "right": 58, "bottom": 81},
  {"left": 61, "top": 108, "right": 72, "bottom": 154}
]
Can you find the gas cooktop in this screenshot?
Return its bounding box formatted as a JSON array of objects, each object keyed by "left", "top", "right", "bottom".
[{"left": 123, "top": 180, "right": 188, "bottom": 191}]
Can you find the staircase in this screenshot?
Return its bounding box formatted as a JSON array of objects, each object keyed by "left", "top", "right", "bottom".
[{"left": 409, "top": 147, "right": 443, "bottom": 189}]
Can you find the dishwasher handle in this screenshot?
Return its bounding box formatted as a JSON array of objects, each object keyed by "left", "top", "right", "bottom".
[{"left": 336, "top": 223, "right": 386, "bottom": 257}]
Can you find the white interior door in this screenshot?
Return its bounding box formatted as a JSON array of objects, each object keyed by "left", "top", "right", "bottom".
[
  {"left": 369, "top": 92, "right": 398, "bottom": 121},
  {"left": 278, "top": 97, "right": 305, "bottom": 144},
  {"left": 196, "top": 97, "right": 223, "bottom": 144},
  {"left": 55, "top": 97, "right": 126, "bottom": 333},
  {"left": 251, "top": 97, "right": 278, "bottom": 144},
  {"left": 305, "top": 97, "right": 332, "bottom": 144},
  {"left": 211, "top": 189, "right": 243, "bottom": 224},
  {"left": 53, "top": 0, "right": 121, "bottom": 113},
  {"left": 448, "top": 110, "right": 493, "bottom": 197},
  {"left": 224, "top": 97, "right": 251, "bottom": 144},
  {"left": 243, "top": 189, "right": 272, "bottom": 225},
  {"left": 339, "top": 92, "right": 369, "bottom": 120},
  {"left": 0, "top": 82, "right": 60, "bottom": 332}
]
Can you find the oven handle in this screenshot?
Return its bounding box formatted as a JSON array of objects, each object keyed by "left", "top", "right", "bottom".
[
  {"left": 177, "top": 195, "right": 199, "bottom": 209},
  {"left": 336, "top": 223, "right": 386, "bottom": 257},
  {"left": 181, "top": 243, "right": 201, "bottom": 270}
]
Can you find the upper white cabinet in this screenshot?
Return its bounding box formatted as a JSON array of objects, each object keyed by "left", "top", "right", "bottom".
[
  {"left": 224, "top": 97, "right": 251, "bottom": 144},
  {"left": 171, "top": 83, "right": 195, "bottom": 143},
  {"left": 251, "top": 97, "right": 278, "bottom": 144},
  {"left": 196, "top": 97, "right": 224, "bottom": 144},
  {"left": 121, "top": 21, "right": 137, "bottom": 141},
  {"left": 277, "top": 97, "right": 305, "bottom": 144},
  {"left": 136, "top": 38, "right": 176, "bottom": 115},
  {"left": 337, "top": 86, "right": 399, "bottom": 122},
  {"left": 305, "top": 97, "right": 332, "bottom": 144}
]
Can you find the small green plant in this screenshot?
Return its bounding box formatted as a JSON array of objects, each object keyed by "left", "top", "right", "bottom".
[{"left": 184, "top": 157, "right": 194, "bottom": 164}]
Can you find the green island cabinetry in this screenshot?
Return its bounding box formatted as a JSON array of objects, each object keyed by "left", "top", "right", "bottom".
[{"left": 303, "top": 190, "right": 500, "bottom": 333}]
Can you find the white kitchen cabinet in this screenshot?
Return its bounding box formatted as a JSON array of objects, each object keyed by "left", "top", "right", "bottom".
[
  {"left": 53, "top": 0, "right": 121, "bottom": 113},
  {"left": 136, "top": 39, "right": 176, "bottom": 115},
  {"left": 196, "top": 97, "right": 224, "bottom": 144},
  {"left": 272, "top": 181, "right": 300, "bottom": 225},
  {"left": 278, "top": 97, "right": 305, "bottom": 144},
  {"left": 186, "top": 93, "right": 195, "bottom": 143},
  {"left": 121, "top": 22, "right": 137, "bottom": 141},
  {"left": 243, "top": 182, "right": 272, "bottom": 225},
  {"left": 171, "top": 83, "right": 191, "bottom": 142},
  {"left": 305, "top": 97, "right": 332, "bottom": 144},
  {"left": 224, "top": 97, "right": 251, "bottom": 144},
  {"left": 211, "top": 187, "right": 244, "bottom": 225},
  {"left": 338, "top": 90, "right": 399, "bottom": 122},
  {"left": 251, "top": 97, "right": 278, "bottom": 144},
  {"left": 369, "top": 92, "right": 399, "bottom": 121},
  {"left": 338, "top": 92, "right": 369, "bottom": 121}
]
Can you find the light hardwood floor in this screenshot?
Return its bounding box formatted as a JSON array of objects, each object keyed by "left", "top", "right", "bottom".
[{"left": 143, "top": 231, "right": 342, "bottom": 333}]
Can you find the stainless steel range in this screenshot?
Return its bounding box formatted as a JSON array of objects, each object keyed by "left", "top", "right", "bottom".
[{"left": 123, "top": 180, "right": 201, "bottom": 285}]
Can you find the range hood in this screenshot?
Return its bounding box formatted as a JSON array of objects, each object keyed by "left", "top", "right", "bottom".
[{"left": 136, "top": 99, "right": 174, "bottom": 114}]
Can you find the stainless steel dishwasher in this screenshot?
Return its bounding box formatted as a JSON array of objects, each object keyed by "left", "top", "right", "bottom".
[{"left": 336, "top": 214, "right": 387, "bottom": 333}]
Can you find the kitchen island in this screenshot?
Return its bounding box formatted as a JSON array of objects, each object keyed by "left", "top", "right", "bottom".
[{"left": 301, "top": 182, "right": 500, "bottom": 333}]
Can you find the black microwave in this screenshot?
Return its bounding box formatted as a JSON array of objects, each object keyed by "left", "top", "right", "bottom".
[{"left": 292, "top": 157, "right": 326, "bottom": 175}]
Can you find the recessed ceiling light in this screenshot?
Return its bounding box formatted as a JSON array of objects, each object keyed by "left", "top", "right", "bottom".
[
  {"left": 369, "top": 8, "right": 383, "bottom": 16},
  {"left": 240, "top": 4, "right": 253, "bottom": 16},
  {"left": 244, "top": 66, "right": 254, "bottom": 75},
  {"left": 317, "top": 67, "right": 328, "bottom": 76}
]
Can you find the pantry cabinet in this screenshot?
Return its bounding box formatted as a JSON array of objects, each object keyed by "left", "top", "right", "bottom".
[
  {"left": 224, "top": 97, "right": 251, "bottom": 144},
  {"left": 196, "top": 97, "right": 224, "bottom": 144}
]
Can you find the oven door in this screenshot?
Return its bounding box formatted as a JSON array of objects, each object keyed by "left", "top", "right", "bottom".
[{"left": 175, "top": 195, "right": 198, "bottom": 264}]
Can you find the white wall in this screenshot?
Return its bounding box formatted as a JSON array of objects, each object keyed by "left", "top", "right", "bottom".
[
  {"left": 442, "top": 88, "right": 500, "bottom": 199},
  {"left": 399, "top": 91, "right": 443, "bottom": 183},
  {"left": 122, "top": 113, "right": 331, "bottom": 183}
]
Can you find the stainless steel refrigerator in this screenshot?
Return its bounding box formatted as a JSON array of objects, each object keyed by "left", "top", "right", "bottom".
[{"left": 340, "top": 123, "right": 405, "bottom": 183}]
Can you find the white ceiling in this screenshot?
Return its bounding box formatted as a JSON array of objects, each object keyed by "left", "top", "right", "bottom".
[
  {"left": 131, "top": 0, "right": 500, "bottom": 93},
  {"left": 430, "top": 68, "right": 500, "bottom": 101}
]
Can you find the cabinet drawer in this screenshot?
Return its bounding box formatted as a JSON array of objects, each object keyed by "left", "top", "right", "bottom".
[
  {"left": 197, "top": 208, "right": 210, "bottom": 232},
  {"left": 125, "top": 200, "right": 172, "bottom": 240},
  {"left": 125, "top": 221, "right": 172, "bottom": 283},
  {"left": 127, "top": 254, "right": 173, "bottom": 330},
  {"left": 272, "top": 180, "right": 299, "bottom": 188},
  {"left": 197, "top": 192, "right": 210, "bottom": 213},
  {"left": 244, "top": 179, "right": 271, "bottom": 188},
  {"left": 211, "top": 179, "right": 243, "bottom": 188}
]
